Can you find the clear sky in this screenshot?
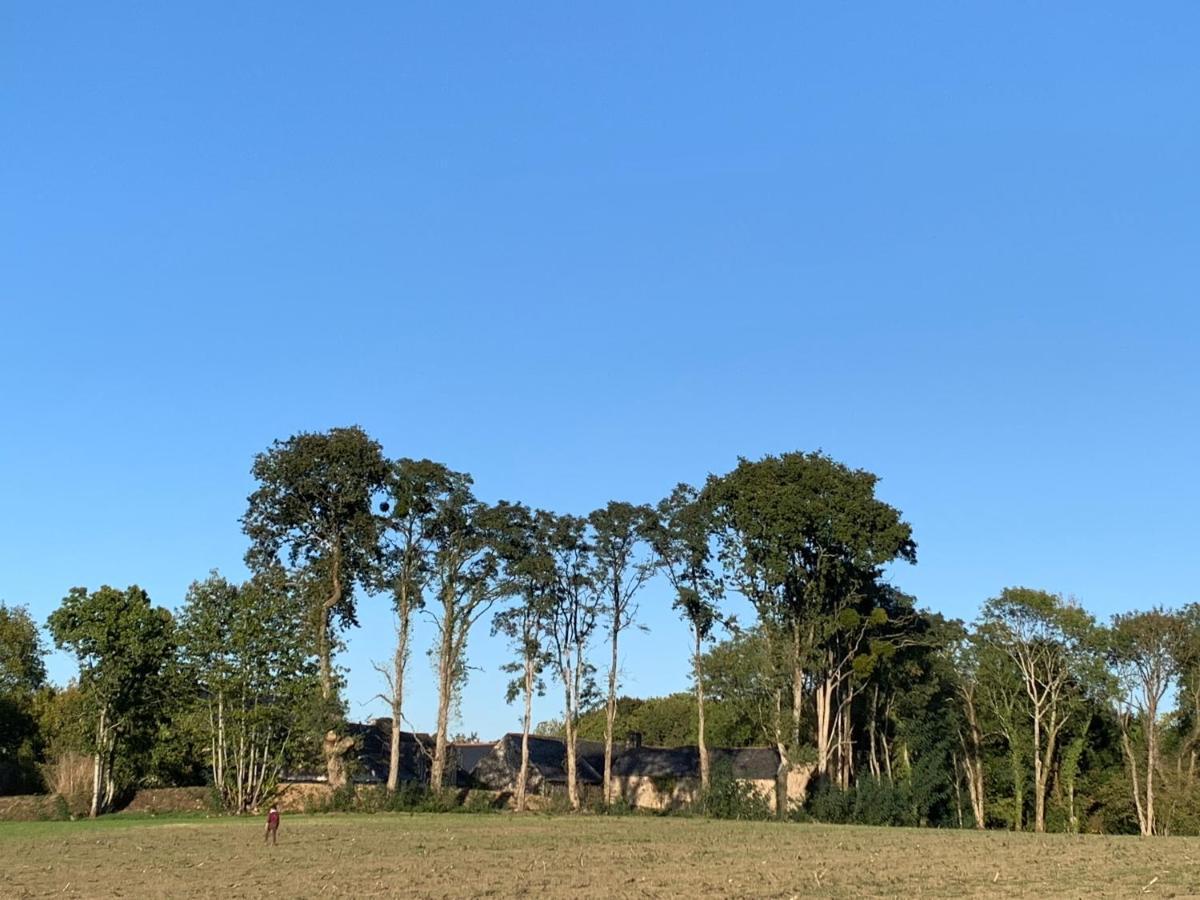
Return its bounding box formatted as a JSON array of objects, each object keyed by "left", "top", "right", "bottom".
[{"left": 2, "top": 4, "right": 1198, "bottom": 739}]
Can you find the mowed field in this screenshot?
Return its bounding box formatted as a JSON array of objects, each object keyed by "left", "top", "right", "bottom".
[{"left": 1, "top": 813, "right": 1197, "bottom": 899}]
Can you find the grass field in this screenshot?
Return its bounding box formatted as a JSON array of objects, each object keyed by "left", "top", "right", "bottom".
[{"left": 1, "top": 812, "right": 1196, "bottom": 898}]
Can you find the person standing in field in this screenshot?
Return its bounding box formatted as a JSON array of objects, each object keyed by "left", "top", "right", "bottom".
[{"left": 265, "top": 804, "right": 280, "bottom": 845}]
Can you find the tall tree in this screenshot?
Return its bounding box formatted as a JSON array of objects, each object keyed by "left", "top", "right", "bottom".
[
  {"left": 646, "top": 484, "right": 724, "bottom": 791},
  {"left": 541, "top": 514, "right": 600, "bottom": 810},
  {"left": 589, "top": 500, "right": 656, "bottom": 805},
  {"left": 706, "top": 452, "right": 916, "bottom": 815},
  {"left": 178, "top": 571, "right": 319, "bottom": 813},
  {"left": 423, "top": 471, "right": 507, "bottom": 791},
  {"left": 978, "top": 587, "right": 1099, "bottom": 833},
  {"left": 242, "top": 425, "right": 389, "bottom": 785},
  {"left": 489, "top": 503, "right": 555, "bottom": 811},
  {"left": 1107, "top": 607, "right": 1188, "bottom": 836},
  {"left": 375, "top": 458, "right": 453, "bottom": 792},
  {"left": 47, "top": 585, "right": 174, "bottom": 817}
]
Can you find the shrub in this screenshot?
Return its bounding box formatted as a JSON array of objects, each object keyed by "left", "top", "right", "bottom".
[
  {"left": 700, "top": 760, "right": 773, "bottom": 821},
  {"left": 807, "top": 776, "right": 917, "bottom": 827}
]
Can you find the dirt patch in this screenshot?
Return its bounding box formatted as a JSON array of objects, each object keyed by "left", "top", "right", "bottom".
[
  {"left": 1, "top": 814, "right": 1196, "bottom": 898},
  {"left": 118, "top": 787, "right": 212, "bottom": 815},
  {"left": 0, "top": 794, "right": 60, "bottom": 821}
]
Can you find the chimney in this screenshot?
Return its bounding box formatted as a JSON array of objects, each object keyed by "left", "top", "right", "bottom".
[{"left": 625, "top": 731, "right": 642, "bottom": 751}]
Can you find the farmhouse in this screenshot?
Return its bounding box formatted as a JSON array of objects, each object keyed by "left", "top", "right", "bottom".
[
  {"left": 463, "top": 731, "right": 812, "bottom": 811},
  {"left": 279, "top": 722, "right": 812, "bottom": 812}
]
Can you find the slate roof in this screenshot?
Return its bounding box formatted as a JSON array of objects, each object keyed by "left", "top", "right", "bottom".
[
  {"left": 284, "top": 720, "right": 435, "bottom": 784},
  {"left": 285, "top": 722, "right": 780, "bottom": 788},
  {"left": 451, "top": 742, "right": 496, "bottom": 780},
  {"left": 496, "top": 734, "right": 604, "bottom": 785},
  {"left": 607, "top": 745, "right": 779, "bottom": 781}
]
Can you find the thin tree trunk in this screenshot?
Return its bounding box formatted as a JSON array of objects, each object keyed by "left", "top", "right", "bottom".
[
  {"left": 868, "top": 686, "right": 880, "bottom": 779},
  {"left": 90, "top": 705, "right": 107, "bottom": 819},
  {"left": 603, "top": 623, "right": 619, "bottom": 806},
  {"left": 1121, "top": 723, "right": 1148, "bottom": 835},
  {"left": 695, "top": 623, "right": 709, "bottom": 792},
  {"left": 516, "top": 653, "right": 534, "bottom": 812},
  {"left": 564, "top": 666, "right": 580, "bottom": 810},
  {"left": 1032, "top": 711, "right": 1045, "bottom": 833},
  {"left": 386, "top": 603, "right": 411, "bottom": 793},
  {"left": 791, "top": 623, "right": 804, "bottom": 752},
  {"left": 952, "top": 752, "right": 964, "bottom": 828},
  {"left": 430, "top": 613, "right": 455, "bottom": 792},
  {"left": 815, "top": 675, "right": 835, "bottom": 778},
  {"left": 1146, "top": 694, "right": 1158, "bottom": 836}
]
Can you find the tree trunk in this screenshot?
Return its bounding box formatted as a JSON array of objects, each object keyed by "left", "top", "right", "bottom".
[
  {"left": 960, "top": 688, "right": 986, "bottom": 829},
  {"left": 815, "top": 675, "right": 834, "bottom": 778},
  {"left": 695, "top": 623, "right": 710, "bottom": 792},
  {"left": 430, "top": 614, "right": 456, "bottom": 792},
  {"left": 90, "top": 705, "right": 107, "bottom": 819},
  {"left": 564, "top": 668, "right": 580, "bottom": 810},
  {"left": 1120, "top": 715, "right": 1150, "bottom": 836},
  {"left": 791, "top": 623, "right": 804, "bottom": 753},
  {"left": 1010, "top": 739, "right": 1024, "bottom": 831},
  {"left": 386, "top": 602, "right": 411, "bottom": 793},
  {"left": 1146, "top": 694, "right": 1158, "bottom": 836},
  {"left": 603, "top": 624, "right": 619, "bottom": 806},
  {"left": 1032, "top": 711, "right": 1045, "bottom": 833},
  {"left": 516, "top": 653, "right": 534, "bottom": 812},
  {"left": 952, "top": 752, "right": 964, "bottom": 828},
  {"left": 771, "top": 685, "right": 789, "bottom": 820}
]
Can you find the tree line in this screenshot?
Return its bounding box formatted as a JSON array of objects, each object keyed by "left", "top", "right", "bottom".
[{"left": 1, "top": 425, "right": 1197, "bottom": 834}]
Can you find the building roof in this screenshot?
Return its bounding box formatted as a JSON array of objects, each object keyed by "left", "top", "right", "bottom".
[
  {"left": 496, "top": 734, "right": 604, "bottom": 785},
  {"left": 610, "top": 745, "right": 780, "bottom": 781}
]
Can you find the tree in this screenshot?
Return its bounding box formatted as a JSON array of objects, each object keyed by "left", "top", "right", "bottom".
[
  {"left": 700, "top": 626, "right": 791, "bottom": 751},
  {"left": 706, "top": 452, "right": 916, "bottom": 816},
  {"left": 978, "top": 587, "right": 1100, "bottom": 833},
  {"left": 47, "top": 586, "right": 174, "bottom": 816},
  {"left": 541, "top": 514, "right": 600, "bottom": 810},
  {"left": 423, "top": 471, "right": 507, "bottom": 791},
  {"left": 945, "top": 624, "right": 986, "bottom": 828},
  {"left": 1107, "top": 607, "right": 1189, "bottom": 836},
  {"left": 489, "top": 503, "right": 555, "bottom": 811},
  {"left": 588, "top": 500, "right": 656, "bottom": 805},
  {"left": 178, "top": 571, "right": 319, "bottom": 812},
  {"left": 242, "top": 425, "right": 389, "bottom": 785},
  {"left": 0, "top": 602, "right": 47, "bottom": 793},
  {"left": 646, "top": 484, "right": 725, "bottom": 790},
  {"left": 375, "top": 458, "right": 453, "bottom": 792},
  {"left": 975, "top": 635, "right": 1031, "bottom": 830}
]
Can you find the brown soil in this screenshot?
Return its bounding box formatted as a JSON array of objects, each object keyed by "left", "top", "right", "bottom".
[{"left": 1, "top": 813, "right": 1195, "bottom": 898}]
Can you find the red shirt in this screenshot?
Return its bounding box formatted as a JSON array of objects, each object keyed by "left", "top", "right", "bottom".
[{"left": 267, "top": 810, "right": 280, "bottom": 828}]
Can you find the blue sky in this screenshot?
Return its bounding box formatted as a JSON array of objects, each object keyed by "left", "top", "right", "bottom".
[{"left": 2, "top": 4, "right": 1198, "bottom": 738}]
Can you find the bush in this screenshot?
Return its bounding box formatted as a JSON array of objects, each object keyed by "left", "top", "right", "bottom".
[
  {"left": 807, "top": 776, "right": 917, "bottom": 827},
  {"left": 699, "top": 760, "right": 773, "bottom": 821}
]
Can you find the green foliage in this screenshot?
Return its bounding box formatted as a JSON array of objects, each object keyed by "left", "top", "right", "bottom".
[
  {"left": 808, "top": 776, "right": 918, "bottom": 827},
  {"left": 0, "top": 603, "right": 50, "bottom": 794},
  {"left": 46, "top": 585, "right": 175, "bottom": 814},
  {"left": 0, "top": 603, "right": 46, "bottom": 696},
  {"left": 699, "top": 759, "right": 772, "bottom": 821},
  {"left": 177, "top": 570, "right": 321, "bottom": 811}
]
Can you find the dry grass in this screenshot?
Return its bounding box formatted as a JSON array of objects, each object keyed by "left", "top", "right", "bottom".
[{"left": 1, "top": 813, "right": 1198, "bottom": 898}]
